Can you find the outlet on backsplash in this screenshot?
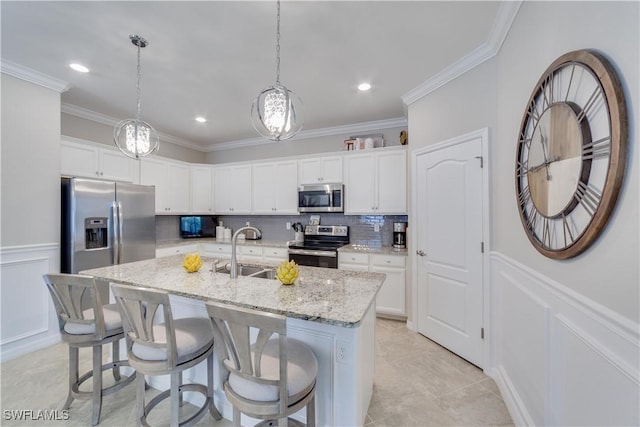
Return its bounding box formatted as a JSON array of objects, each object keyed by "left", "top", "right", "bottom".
[{"left": 374, "top": 224, "right": 380, "bottom": 232}]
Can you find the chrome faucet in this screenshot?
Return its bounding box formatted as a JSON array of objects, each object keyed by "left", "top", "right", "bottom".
[{"left": 230, "top": 226, "right": 262, "bottom": 279}]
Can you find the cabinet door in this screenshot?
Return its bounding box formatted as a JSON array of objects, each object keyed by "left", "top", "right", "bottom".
[
  {"left": 191, "top": 166, "right": 214, "bottom": 213},
  {"left": 376, "top": 150, "right": 407, "bottom": 214},
  {"left": 140, "top": 158, "right": 169, "bottom": 213},
  {"left": 61, "top": 140, "right": 99, "bottom": 178},
  {"left": 371, "top": 254, "right": 406, "bottom": 317},
  {"left": 344, "top": 154, "right": 376, "bottom": 214},
  {"left": 230, "top": 165, "right": 252, "bottom": 213},
  {"left": 99, "top": 149, "right": 137, "bottom": 183},
  {"left": 168, "top": 163, "right": 190, "bottom": 214},
  {"left": 263, "top": 247, "right": 288, "bottom": 264},
  {"left": 321, "top": 156, "right": 343, "bottom": 183},
  {"left": 252, "top": 163, "right": 277, "bottom": 214},
  {"left": 338, "top": 252, "right": 369, "bottom": 270},
  {"left": 298, "top": 158, "right": 323, "bottom": 184},
  {"left": 274, "top": 161, "right": 298, "bottom": 213},
  {"left": 215, "top": 165, "right": 251, "bottom": 214}
]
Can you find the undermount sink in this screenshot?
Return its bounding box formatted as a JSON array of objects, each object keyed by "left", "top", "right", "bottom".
[{"left": 216, "top": 263, "right": 277, "bottom": 279}]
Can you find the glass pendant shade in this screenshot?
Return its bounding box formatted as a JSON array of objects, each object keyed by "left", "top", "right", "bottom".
[
  {"left": 114, "top": 119, "right": 159, "bottom": 159},
  {"left": 114, "top": 34, "right": 158, "bottom": 159},
  {"left": 251, "top": 84, "right": 303, "bottom": 141}
]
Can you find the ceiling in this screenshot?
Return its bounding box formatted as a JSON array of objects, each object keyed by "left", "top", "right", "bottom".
[{"left": 1, "top": 1, "right": 502, "bottom": 150}]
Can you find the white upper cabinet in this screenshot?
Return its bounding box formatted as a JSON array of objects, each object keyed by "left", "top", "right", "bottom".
[
  {"left": 191, "top": 165, "right": 214, "bottom": 214},
  {"left": 140, "top": 157, "right": 190, "bottom": 214},
  {"left": 344, "top": 148, "right": 407, "bottom": 214},
  {"left": 252, "top": 160, "right": 298, "bottom": 214},
  {"left": 298, "top": 156, "right": 342, "bottom": 184},
  {"left": 61, "top": 138, "right": 137, "bottom": 183},
  {"left": 214, "top": 164, "right": 252, "bottom": 214}
]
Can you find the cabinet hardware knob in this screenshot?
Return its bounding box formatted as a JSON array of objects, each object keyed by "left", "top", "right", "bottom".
[{"left": 416, "top": 250, "right": 426, "bottom": 257}]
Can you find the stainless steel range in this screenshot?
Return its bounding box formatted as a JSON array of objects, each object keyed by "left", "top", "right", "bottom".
[{"left": 288, "top": 225, "right": 349, "bottom": 269}]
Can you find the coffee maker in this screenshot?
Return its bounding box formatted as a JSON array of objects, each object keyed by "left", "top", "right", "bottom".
[{"left": 393, "top": 222, "right": 407, "bottom": 250}]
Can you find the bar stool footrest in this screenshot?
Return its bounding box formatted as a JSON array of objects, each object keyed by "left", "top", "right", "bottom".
[
  {"left": 70, "top": 360, "right": 135, "bottom": 400},
  {"left": 140, "top": 383, "right": 211, "bottom": 427}
]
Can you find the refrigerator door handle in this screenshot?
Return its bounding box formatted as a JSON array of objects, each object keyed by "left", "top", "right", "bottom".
[
  {"left": 117, "top": 201, "right": 124, "bottom": 264},
  {"left": 112, "top": 201, "right": 120, "bottom": 264}
]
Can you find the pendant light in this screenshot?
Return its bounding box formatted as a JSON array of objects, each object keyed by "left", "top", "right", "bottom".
[
  {"left": 251, "top": 0, "right": 303, "bottom": 141},
  {"left": 114, "top": 34, "right": 159, "bottom": 159}
]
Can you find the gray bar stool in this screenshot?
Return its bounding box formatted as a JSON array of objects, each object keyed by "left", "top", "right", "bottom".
[
  {"left": 43, "top": 273, "right": 135, "bottom": 425},
  {"left": 111, "top": 284, "right": 222, "bottom": 427},
  {"left": 206, "top": 301, "right": 318, "bottom": 427}
]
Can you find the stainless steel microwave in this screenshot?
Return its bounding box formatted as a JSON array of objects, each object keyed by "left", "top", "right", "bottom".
[{"left": 298, "top": 184, "right": 344, "bottom": 212}]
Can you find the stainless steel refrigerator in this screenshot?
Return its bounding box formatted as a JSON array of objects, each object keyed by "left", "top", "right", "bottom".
[{"left": 61, "top": 177, "right": 156, "bottom": 274}]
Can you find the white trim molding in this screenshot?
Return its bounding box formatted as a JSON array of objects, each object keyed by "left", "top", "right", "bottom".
[
  {"left": 207, "top": 117, "right": 408, "bottom": 152},
  {"left": 0, "top": 243, "right": 61, "bottom": 362},
  {"left": 402, "top": 1, "right": 522, "bottom": 106},
  {"left": 487, "top": 252, "right": 639, "bottom": 426},
  {"left": 1, "top": 59, "right": 72, "bottom": 93}
]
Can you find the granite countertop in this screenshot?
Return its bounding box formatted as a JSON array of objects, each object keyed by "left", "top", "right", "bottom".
[
  {"left": 157, "top": 239, "right": 290, "bottom": 249},
  {"left": 338, "top": 244, "right": 408, "bottom": 256},
  {"left": 82, "top": 255, "right": 385, "bottom": 328}
]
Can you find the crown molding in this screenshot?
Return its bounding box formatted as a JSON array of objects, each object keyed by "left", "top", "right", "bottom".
[
  {"left": 0, "top": 59, "right": 72, "bottom": 93},
  {"left": 401, "top": 0, "right": 522, "bottom": 106},
  {"left": 61, "top": 103, "right": 206, "bottom": 152},
  {"left": 206, "top": 117, "right": 408, "bottom": 152}
]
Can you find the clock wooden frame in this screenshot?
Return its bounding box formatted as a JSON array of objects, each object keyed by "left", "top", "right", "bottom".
[{"left": 515, "top": 49, "right": 628, "bottom": 259}]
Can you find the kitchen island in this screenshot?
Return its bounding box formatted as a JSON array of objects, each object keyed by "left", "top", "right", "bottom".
[{"left": 82, "top": 255, "right": 385, "bottom": 426}]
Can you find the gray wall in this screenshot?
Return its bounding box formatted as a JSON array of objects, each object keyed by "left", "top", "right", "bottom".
[
  {"left": 409, "top": 1, "right": 638, "bottom": 322},
  {"left": 205, "top": 126, "right": 406, "bottom": 164},
  {"left": 61, "top": 113, "right": 206, "bottom": 163},
  {"left": 1, "top": 75, "right": 61, "bottom": 246}
]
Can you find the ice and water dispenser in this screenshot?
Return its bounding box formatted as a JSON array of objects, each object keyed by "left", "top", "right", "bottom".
[{"left": 84, "top": 217, "right": 108, "bottom": 249}]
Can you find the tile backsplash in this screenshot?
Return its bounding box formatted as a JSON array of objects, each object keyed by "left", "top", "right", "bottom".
[{"left": 156, "top": 214, "right": 408, "bottom": 248}]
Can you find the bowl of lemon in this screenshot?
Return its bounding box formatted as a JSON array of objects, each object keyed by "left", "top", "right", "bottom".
[{"left": 275, "top": 260, "right": 299, "bottom": 285}]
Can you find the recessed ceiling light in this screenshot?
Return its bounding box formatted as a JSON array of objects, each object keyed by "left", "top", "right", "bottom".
[
  {"left": 195, "top": 117, "right": 207, "bottom": 123},
  {"left": 358, "top": 82, "right": 371, "bottom": 91},
  {"left": 69, "top": 63, "right": 89, "bottom": 73}
]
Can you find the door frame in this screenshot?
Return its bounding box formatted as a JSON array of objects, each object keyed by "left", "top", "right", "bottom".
[{"left": 409, "top": 127, "right": 492, "bottom": 367}]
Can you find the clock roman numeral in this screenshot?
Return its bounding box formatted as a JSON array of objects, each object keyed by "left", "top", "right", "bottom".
[
  {"left": 518, "top": 186, "right": 531, "bottom": 208},
  {"left": 541, "top": 217, "right": 551, "bottom": 248},
  {"left": 541, "top": 73, "right": 555, "bottom": 110},
  {"left": 564, "top": 65, "right": 577, "bottom": 102},
  {"left": 574, "top": 181, "right": 602, "bottom": 216},
  {"left": 526, "top": 209, "right": 539, "bottom": 232},
  {"left": 562, "top": 214, "right": 575, "bottom": 247},
  {"left": 582, "top": 136, "right": 611, "bottom": 160},
  {"left": 576, "top": 85, "right": 604, "bottom": 124},
  {"left": 516, "top": 160, "right": 529, "bottom": 178}
]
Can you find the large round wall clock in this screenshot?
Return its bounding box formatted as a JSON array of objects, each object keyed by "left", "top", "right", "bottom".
[{"left": 515, "top": 49, "right": 628, "bottom": 259}]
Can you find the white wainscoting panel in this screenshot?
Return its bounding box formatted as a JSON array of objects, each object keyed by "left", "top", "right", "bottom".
[
  {"left": 0, "top": 244, "right": 60, "bottom": 362},
  {"left": 488, "top": 252, "right": 639, "bottom": 426}
]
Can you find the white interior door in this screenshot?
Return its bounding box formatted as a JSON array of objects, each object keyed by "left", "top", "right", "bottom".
[{"left": 416, "top": 136, "right": 484, "bottom": 367}]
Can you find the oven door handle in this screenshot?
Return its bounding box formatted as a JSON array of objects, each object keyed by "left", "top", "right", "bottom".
[{"left": 288, "top": 249, "right": 337, "bottom": 258}]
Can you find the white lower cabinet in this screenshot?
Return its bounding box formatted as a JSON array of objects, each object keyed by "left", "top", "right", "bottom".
[
  {"left": 238, "top": 245, "right": 263, "bottom": 263},
  {"left": 156, "top": 244, "right": 199, "bottom": 258},
  {"left": 339, "top": 252, "right": 406, "bottom": 318},
  {"left": 262, "top": 246, "right": 289, "bottom": 265},
  {"left": 201, "top": 243, "right": 231, "bottom": 258}
]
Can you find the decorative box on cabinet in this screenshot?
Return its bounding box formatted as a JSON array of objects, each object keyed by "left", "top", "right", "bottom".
[
  {"left": 61, "top": 138, "right": 137, "bottom": 183},
  {"left": 338, "top": 251, "right": 406, "bottom": 318},
  {"left": 140, "top": 157, "right": 191, "bottom": 214},
  {"left": 298, "top": 156, "right": 342, "bottom": 184},
  {"left": 344, "top": 148, "right": 407, "bottom": 214}
]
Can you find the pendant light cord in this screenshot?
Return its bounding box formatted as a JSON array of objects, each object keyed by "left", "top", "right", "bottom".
[
  {"left": 135, "top": 41, "right": 142, "bottom": 125},
  {"left": 275, "top": 0, "right": 281, "bottom": 86}
]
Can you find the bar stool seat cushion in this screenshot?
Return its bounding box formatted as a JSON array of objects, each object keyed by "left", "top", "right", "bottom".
[
  {"left": 132, "top": 317, "right": 214, "bottom": 364},
  {"left": 228, "top": 338, "right": 318, "bottom": 402},
  {"left": 64, "top": 303, "right": 122, "bottom": 335}
]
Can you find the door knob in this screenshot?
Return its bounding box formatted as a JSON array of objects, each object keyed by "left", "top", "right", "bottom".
[{"left": 416, "top": 250, "right": 426, "bottom": 257}]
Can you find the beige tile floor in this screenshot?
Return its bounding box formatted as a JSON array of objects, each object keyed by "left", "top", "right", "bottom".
[{"left": 1, "top": 318, "right": 513, "bottom": 426}]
